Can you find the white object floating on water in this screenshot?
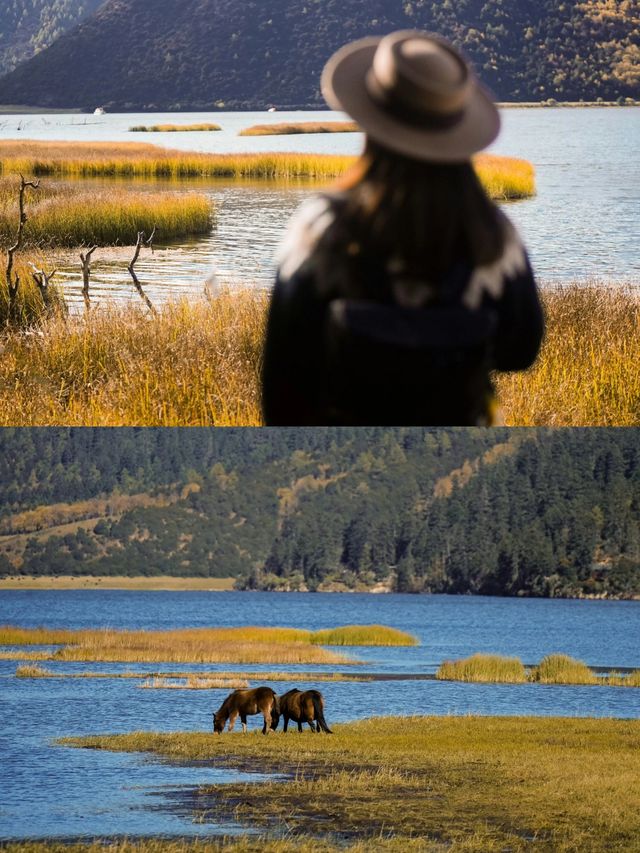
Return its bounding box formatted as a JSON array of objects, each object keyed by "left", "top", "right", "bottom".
[
  {"left": 94, "top": 107, "right": 106, "bottom": 115},
  {"left": 267, "top": 106, "right": 277, "bottom": 112}
]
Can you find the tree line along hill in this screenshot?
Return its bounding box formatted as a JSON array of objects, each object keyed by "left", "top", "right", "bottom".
[
  {"left": 0, "top": 428, "right": 638, "bottom": 600},
  {"left": 0, "top": 0, "right": 103, "bottom": 79},
  {"left": 0, "top": 0, "right": 637, "bottom": 110}
]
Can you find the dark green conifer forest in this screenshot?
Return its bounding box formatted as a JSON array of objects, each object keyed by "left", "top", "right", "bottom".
[{"left": 0, "top": 428, "right": 638, "bottom": 599}]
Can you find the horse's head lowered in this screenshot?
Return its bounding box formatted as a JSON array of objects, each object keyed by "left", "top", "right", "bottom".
[{"left": 212, "top": 710, "right": 225, "bottom": 734}]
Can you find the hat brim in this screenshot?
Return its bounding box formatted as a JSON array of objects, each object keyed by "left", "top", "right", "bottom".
[{"left": 321, "top": 37, "right": 500, "bottom": 163}]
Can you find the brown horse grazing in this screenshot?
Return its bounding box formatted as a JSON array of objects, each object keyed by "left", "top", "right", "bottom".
[
  {"left": 273, "top": 688, "right": 332, "bottom": 734},
  {"left": 212, "top": 686, "right": 279, "bottom": 734}
]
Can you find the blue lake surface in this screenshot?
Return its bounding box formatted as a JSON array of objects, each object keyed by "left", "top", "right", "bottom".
[
  {"left": 0, "top": 108, "right": 638, "bottom": 306},
  {"left": 0, "top": 591, "right": 639, "bottom": 839}
]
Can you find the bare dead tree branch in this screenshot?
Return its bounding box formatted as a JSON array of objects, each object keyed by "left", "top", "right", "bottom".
[
  {"left": 80, "top": 245, "right": 99, "bottom": 312},
  {"left": 29, "top": 262, "right": 57, "bottom": 308},
  {"left": 128, "top": 230, "right": 157, "bottom": 314},
  {"left": 5, "top": 175, "right": 40, "bottom": 314}
]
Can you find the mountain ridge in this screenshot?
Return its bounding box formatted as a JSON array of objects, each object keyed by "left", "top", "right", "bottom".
[{"left": 0, "top": 0, "right": 638, "bottom": 110}]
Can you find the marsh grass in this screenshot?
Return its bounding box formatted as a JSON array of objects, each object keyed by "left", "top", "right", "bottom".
[
  {"left": 239, "top": 122, "right": 359, "bottom": 136},
  {"left": 61, "top": 715, "right": 640, "bottom": 851},
  {"left": 496, "top": 285, "right": 640, "bottom": 426},
  {"left": 130, "top": 124, "right": 222, "bottom": 132},
  {"left": 0, "top": 255, "right": 66, "bottom": 327},
  {"left": 531, "top": 653, "right": 598, "bottom": 685},
  {"left": 0, "top": 285, "right": 637, "bottom": 426},
  {"left": 0, "top": 625, "right": 357, "bottom": 665},
  {"left": 0, "top": 142, "right": 534, "bottom": 198},
  {"left": 0, "top": 623, "right": 415, "bottom": 652},
  {"left": 436, "top": 653, "right": 527, "bottom": 683},
  {"left": 0, "top": 179, "right": 213, "bottom": 247},
  {"left": 140, "top": 675, "right": 250, "bottom": 689},
  {"left": 436, "top": 653, "right": 640, "bottom": 687},
  {"left": 15, "top": 663, "right": 52, "bottom": 677},
  {"left": 0, "top": 292, "right": 266, "bottom": 426},
  {"left": 7, "top": 667, "right": 371, "bottom": 683},
  {"left": 310, "top": 625, "right": 417, "bottom": 646}
]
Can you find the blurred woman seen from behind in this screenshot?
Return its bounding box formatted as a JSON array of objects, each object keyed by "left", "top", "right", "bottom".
[{"left": 262, "top": 30, "right": 543, "bottom": 425}]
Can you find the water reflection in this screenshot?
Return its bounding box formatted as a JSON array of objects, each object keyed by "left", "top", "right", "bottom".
[{"left": 1, "top": 108, "right": 638, "bottom": 306}]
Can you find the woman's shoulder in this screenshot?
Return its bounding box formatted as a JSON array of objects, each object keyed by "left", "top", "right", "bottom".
[
  {"left": 462, "top": 214, "right": 532, "bottom": 309},
  {"left": 276, "top": 192, "right": 346, "bottom": 283}
]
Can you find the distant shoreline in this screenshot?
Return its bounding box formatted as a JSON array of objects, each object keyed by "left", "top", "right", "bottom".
[
  {"left": 0, "top": 101, "right": 637, "bottom": 115},
  {"left": 0, "top": 575, "right": 236, "bottom": 591}
]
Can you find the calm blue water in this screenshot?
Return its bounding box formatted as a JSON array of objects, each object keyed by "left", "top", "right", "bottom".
[
  {"left": 0, "top": 591, "right": 639, "bottom": 839},
  {"left": 0, "top": 108, "right": 638, "bottom": 306}
]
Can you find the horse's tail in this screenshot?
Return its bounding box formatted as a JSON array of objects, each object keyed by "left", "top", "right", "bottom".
[{"left": 311, "top": 693, "right": 332, "bottom": 734}]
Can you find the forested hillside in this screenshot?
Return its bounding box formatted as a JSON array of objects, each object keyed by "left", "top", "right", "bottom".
[
  {"left": 0, "top": 0, "right": 103, "bottom": 78},
  {"left": 0, "top": 0, "right": 637, "bottom": 109},
  {"left": 0, "top": 429, "right": 638, "bottom": 600}
]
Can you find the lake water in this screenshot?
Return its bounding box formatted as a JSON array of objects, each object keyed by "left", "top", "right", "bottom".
[
  {"left": 1, "top": 590, "right": 639, "bottom": 840},
  {"left": 0, "top": 108, "right": 638, "bottom": 307}
]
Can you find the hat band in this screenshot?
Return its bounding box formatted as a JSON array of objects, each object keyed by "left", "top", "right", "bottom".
[{"left": 366, "top": 70, "right": 466, "bottom": 131}]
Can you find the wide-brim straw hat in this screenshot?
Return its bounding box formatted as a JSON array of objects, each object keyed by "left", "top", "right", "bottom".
[{"left": 321, "top": 30, "right": 500, "bottom": 163}]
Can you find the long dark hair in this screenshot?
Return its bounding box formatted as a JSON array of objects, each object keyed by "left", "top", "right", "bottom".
[{"left": 328, "top": 138, "right": 507, "bottom": 295}]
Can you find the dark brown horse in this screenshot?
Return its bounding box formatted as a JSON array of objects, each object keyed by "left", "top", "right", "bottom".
[
  {"left": 273, "top": 688, "right": 332, "bottom": 733},
  {"left": 212, "top": 686, "right": 278, "bottom": 734}
]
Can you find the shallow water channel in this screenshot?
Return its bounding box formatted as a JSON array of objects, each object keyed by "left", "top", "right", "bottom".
[
  {"left": 1, "top": 107, "right": 638, "bottom": 308},
  {"left": 1, "top": 591, "right": 639, "bottom": 840}
]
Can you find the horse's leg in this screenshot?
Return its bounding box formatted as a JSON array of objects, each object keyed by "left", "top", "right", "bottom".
[
  {"left": 241, "top": 714, "right": 248, "bottom": 734},
  {"left": 297, "top": 719, "right": 303, "bottom": 732},
  {"left": 228, "top": 711, "right": 238, "bottom": 732},
  {"left": 283, "top": 715, "right": 289, "bottom": 733}
]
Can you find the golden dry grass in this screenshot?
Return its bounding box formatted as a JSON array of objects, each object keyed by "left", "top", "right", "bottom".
[
  {"left": 436, "top": 653, "right": 527, "bottom": 683},
  {"left": 130, "top": 124, "right": 222, "bottom": 132},
  {"left": 495, "top": 285, "right": 640, "bottom": 425},
  {"left": 239, "top": 122, "right": 359, "bottom": 136},
  {"left": 15, "top": 663, "right": 52, "bottom": 678},
  {"left": 6, "top": 667, "right": 372, "bottom": 683},
  {"left": 140, "top": 675, "right": 249, "bottom": 690},
  {"left": 0, "top": 284, "right": 637, "bottom": 426},
  {"left": 0, "top": 625, "right": 359, "bottom": 665},
  {"left": 531, "top": 653, "right": 598, "bottom": 685},
  {"left": 0, "top": 292, "right": 266, "bottom": 426},
  {"left": 0, "top": 255, "right": 66, "bottom": 326},
  {"left": 0, "top": 141, "right": 535, "bottom": 198},
  {"left": 436, "top": 653, "right": 640, "bottom": 688},
  {"left": 61, "top": 715, "right": 640, "bottom": 851},
  {"left": 0, "top": 623, "right": 413, "bottom": 658},
  {"left": 0, "top": 177, "right": 213, "bottom": 246}
]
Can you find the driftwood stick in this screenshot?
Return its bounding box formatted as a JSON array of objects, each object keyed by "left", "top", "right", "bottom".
[
  {"left": 5, "top": 175, "right": 40, "bottom": 312},
  {"left": 80, "top": 245, "right": 98, "bottom": 312},
  {"left": 128, "top": 230, "right": 157, "bottom": 314}
]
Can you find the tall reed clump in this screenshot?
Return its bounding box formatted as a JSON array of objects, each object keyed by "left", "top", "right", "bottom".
[
  {"left": 473, "top": 153, "right": 535, "bottom": 200},
  {"left": 496, "top": 285, "right": 640, "bottom": 426},
  {"left": 436, "top": 653, "right": 528, "bottom": 683},
  {"left": 0, "top": 185, "right": 213, "bottom": 247},
  {"left": 310, "top": 625, "right": 417, "bottom": 646},
  {"left": 0, "top": 142, "right": 535, "bottom": 198},
  {"left": 129, "top": 124, "right": 222, "bottom": 132},
  {"left": 239, "top": 121, "right": 359, "bottom": 136},
  {"left": 530, "top": 654, "right": 598, "bottom": 685}
]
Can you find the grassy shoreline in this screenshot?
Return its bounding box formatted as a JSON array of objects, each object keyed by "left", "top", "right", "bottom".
[
  {"left": 0, "top": 284, "right": 637, "bottom": 426},
  {"left": 60, "top": 715, "right": 640, "bottom": 851}
]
